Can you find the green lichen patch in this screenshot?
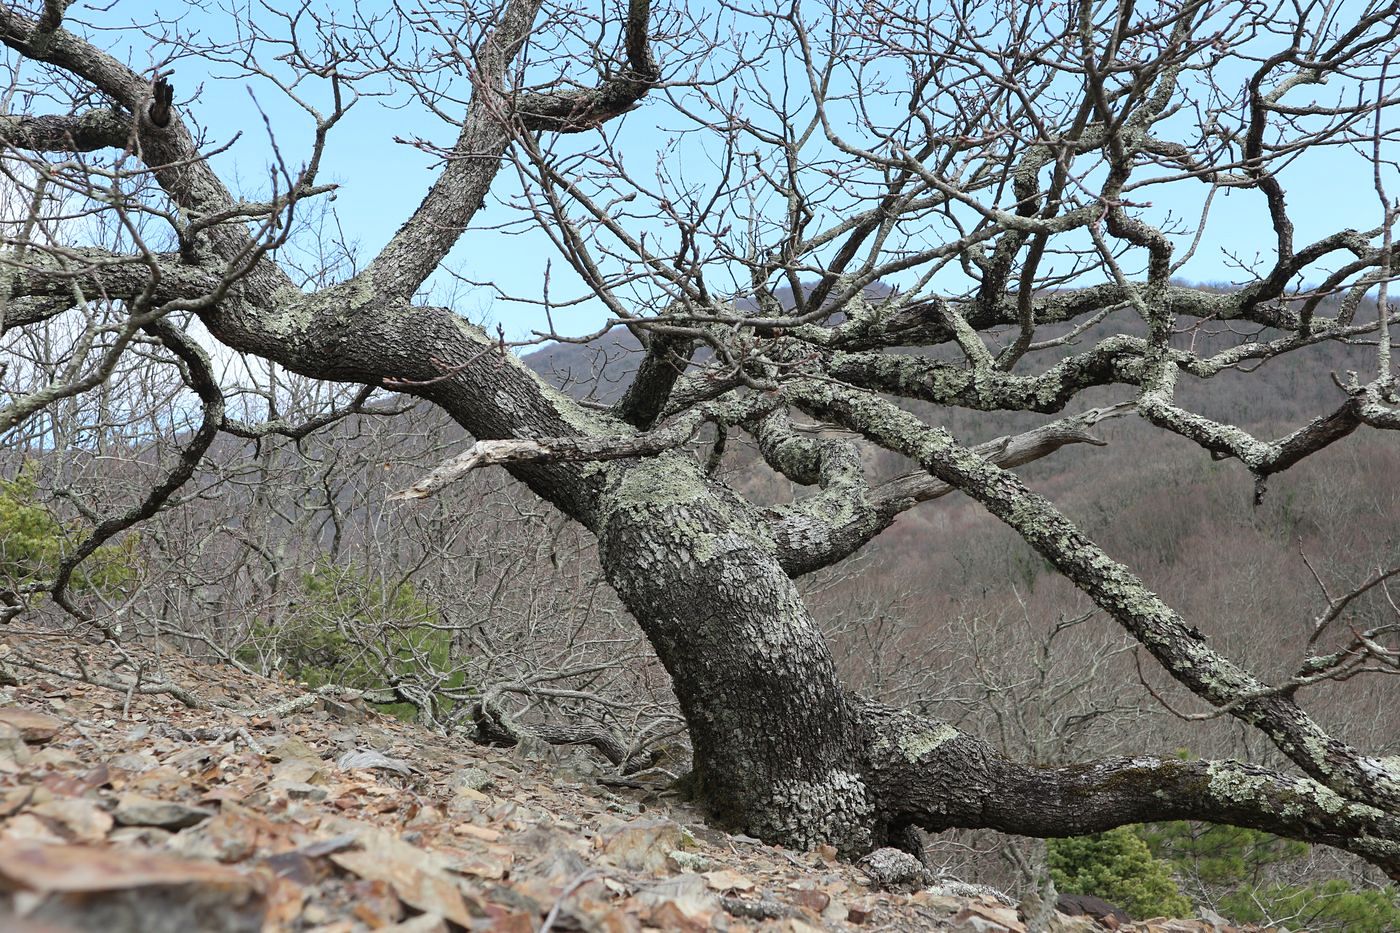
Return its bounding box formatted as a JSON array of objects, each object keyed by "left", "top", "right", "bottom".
[
  {"left": 1206, "top": 762, "right": 1272, "bottom": 805},
  {"left": 896, "top": 724, "right": 960, "bottom": 762}
]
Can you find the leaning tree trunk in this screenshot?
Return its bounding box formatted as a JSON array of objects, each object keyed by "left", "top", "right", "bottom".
[
  {"left": 587, "top": 453, "right": 1400, "bottom": 877},
  {"left": 593, "top": 454, "right": 876, "bottom": 853}
]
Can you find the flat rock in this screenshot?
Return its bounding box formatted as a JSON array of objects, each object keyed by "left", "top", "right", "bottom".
[
  {"left": 113, "top": 794, "right": 213, "bottom": 830},
  {"left": 598, "top": 818, "right": 687, "bottom": 873},
  {"left": 449, "top": 766, "right": 493, "bottom": 792}
]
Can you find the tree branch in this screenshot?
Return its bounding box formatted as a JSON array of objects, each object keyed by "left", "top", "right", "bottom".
[
  {"left": 797, "top": 378, "right": 1400, "bottom": 813},
  {"left": 857, "top": 701, "right": 1400, "bottom": 880},
  {"left": 0, "top": 108, "right": 131, "bottom": 152},
  {"left": 515, "top": 0, "right": 658, "bottom": 133}
]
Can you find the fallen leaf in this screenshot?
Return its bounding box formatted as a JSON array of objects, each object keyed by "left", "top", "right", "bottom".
[
  {"left": 42, "top": 763, "right": 110, "bottom": 797},
  {"left": 702, "top": 869, "right": 756, "bottom": 893},
  {"left": 327, "top": 820, "right": 479, "bottom": 927},
  {"left": 0, "top": 785, "right": 34, "bottom": 817},
  {"left": 29, "top": 797, "right": 114, "bottom": 842},
  {"left": 636, "top": 874, "right": 717, "bottom": 931},
  {"left": 0, "top": 840, "right": 265, "bottom": 933},
  {"left": 452, "top": 822, "right": 501, "bottom": 843},
  {"left": 0, "top": 706, "right": 64, "bottom": 743},
  {"left": 1, "top": 812, "right": 68, "bottom": 844}
]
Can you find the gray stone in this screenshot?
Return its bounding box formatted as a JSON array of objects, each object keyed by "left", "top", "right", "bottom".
[{"left": 113, "top": 794, "right": 213, "bottom": 830}]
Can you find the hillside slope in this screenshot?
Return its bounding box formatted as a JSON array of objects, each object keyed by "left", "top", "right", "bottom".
[{"left": 0, "top": 630, "right": 1277, "bottom": 932}]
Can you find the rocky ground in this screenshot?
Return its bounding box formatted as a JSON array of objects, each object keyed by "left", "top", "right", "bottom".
[{"left": 0, "top": 631, "right": 1293, "bottom": 932}]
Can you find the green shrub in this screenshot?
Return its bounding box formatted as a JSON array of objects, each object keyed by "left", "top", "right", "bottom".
[
  {"left": 239, "top": 560, "right": 464, "bottom": 721},
  {"left": 0, "top": 468, "right": 136, "bottom": 595},
  {"left": 1138, "top": 820, "right": 1305, "bottom": 887},
  {"left": 1142, "top": 820, "right": 1400, "bottom": 931},
  {"left": 1217, "top": 879, "right": 1400, "bottom": 932},
  {"left": 1048, "top": 825, "right": 1192, "bottom": 919}
]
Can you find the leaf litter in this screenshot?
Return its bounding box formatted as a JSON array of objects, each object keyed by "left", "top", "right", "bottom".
[{"left": 0, "top": 631, "right": 1292, "bottom": 932}]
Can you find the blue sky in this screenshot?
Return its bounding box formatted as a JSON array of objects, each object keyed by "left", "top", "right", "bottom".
[{"left": 93, "top": 0, "right": 1399, "bottom": 344}]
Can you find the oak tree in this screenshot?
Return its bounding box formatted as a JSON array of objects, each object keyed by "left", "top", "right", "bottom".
[{"left": 4, "top": 0, "right": 1400, "bottom": 877}]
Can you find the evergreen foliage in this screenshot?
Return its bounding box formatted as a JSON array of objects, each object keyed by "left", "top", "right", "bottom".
[
  {"left": 1143, "top": 821, "right": 1400, "bottom": 931},
  {"left": 238, "top": 560, "right": 463, "bottom": 721},
  {"left": 1048, "top": 825, "right": 1192, "bottom": 920},
  {"left": 0, "top": 467, "right": 136, "bottom": 595}
]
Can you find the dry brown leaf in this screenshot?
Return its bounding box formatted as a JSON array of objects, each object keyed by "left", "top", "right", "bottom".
[
  {"left": 436, "top": 843, "right": 512, "bottom": 881},
  {"left": 348, "top": 877, "right": 404, "bottom": 927},
  {"left": 451, "top": 822, "right": 501, "bottom": 843},
  {"left": 0, "top": 785, "right": 34, "bottom": 817},
  {"left": 173, "top": 802, "right": 304, "bottom": 864},
  {"left": 29, "top": 797, "right": 114, "bottom": 842},
  {"left": 1, "top": 812, "right": 68, "bottom": 844},
  {"left": 702, "top": 869, "right": 756, "bottom": 893},
  {"left": 262, "top": 873, "right": 310, "bottom": 930},
  {"left": 635, "top": 874, "right": 717, "bottom": 931},
  {"left": 0, "top": 706, "right": 65, "bottom": 743},
  {"left": 0, "top": 840, "right": 264, "bottom": 893},
  {"left": 326, "top": 820, "right": 479, "bottom": 927}
]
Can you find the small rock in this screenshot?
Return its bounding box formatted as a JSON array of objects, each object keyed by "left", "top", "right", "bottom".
[
  {"left": 108, "top": 752, "right": 158, "bottom": 773},
  {"left": 598, "top": 818, "right": 687, "bottom": 873},
  {"left": 0, "top": 720, "right": 31, "bottom": 771},
  {"left": 29, "top": 797, "right": 114, "bottom": 842},
  {"left": 702, "top": 869, "right": 755, "bottom": 893},
  {"left": 0, "top": 841, "right": 265, "bottom": 933},
  {"left": 792, "top": 889, "right": 830, "bottom": 913},
  {"left": 1197, "top": 907, "right": 1231, "bottom": 931},
  {"left": 337, "top": 749, "right": 414, "bottom": 775},
  {"left": 108, "top": 826, "right": 175, "bottom": 848},
  {"left": 1057, "top": 893, "right": 1131, "bottom": 926},
  {"left": 952, "top": 904, "right": 1026, "bottom": 933},
  {"left": 267, "top": 735, "right": 320, "bottom": 762},
  {"left": 319, "top": 697, "right": 366, "bottom": 724},
  {"left": 847, "top": 901, "right": 877, "bottom": 924},
  {"left": 273, "top": 757, "right": 325, "bottom": 785},
  {"left": 667, "top": 850, "right": 713, "bottom": 873},
  {"left": 379, "top": 915, "right": 449, "bottom": 933},
  {"left": 449, "top": 766, "right": 494, "bottom": 792},
  {"left": 1047, "top": 913, "right": 1102, "bottom": 932},
  {"left": 276, "top": 781, "right": 328, "bottom": 802},
  {"left": 857, "top": 847, "right": 931, "bottom": 892},
  {"left": 113, "top": 793, "right": 213, "bottom": 830},
  {"left": 452, "top": 823, "right": 501, "bottom": 843}
]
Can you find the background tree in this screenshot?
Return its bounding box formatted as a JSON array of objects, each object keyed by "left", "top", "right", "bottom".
[{"left": 3, "top": 0, "right": 1400, "bottom": 886}]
